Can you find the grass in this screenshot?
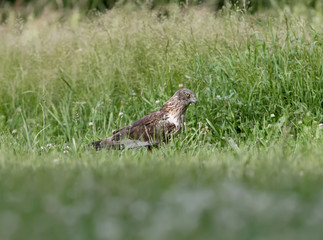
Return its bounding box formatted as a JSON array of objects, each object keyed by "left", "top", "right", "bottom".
[{"left": 1, "top": 4, "right": 323, "bottom": 239}]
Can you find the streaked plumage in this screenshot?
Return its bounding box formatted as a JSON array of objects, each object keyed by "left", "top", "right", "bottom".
[{"left": 88, "top": 88, "right": 197, "bottom": 150}]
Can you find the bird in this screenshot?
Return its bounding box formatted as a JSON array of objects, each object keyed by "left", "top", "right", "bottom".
[{"left": 88, "top": 88, "right": 197, "bottom": 150}]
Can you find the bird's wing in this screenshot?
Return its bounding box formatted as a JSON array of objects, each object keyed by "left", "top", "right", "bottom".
[
  {"left": 90, "top": 111, "right": 176, "bottom": 150},
  {"left": 112, "top": 111, "right": 176, "bottom": 143}
]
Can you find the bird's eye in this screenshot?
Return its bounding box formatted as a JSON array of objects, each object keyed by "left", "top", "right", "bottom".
[{"left": 186, "top": 94, "right": 190, "bottom": 98}]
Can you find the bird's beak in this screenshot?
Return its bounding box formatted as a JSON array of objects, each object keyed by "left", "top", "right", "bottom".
[{"left": 192, "top": 98, "right": 197, "bottom": 105}]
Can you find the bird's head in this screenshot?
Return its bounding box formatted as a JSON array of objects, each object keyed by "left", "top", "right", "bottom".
[
  {"left": 161, "top": 88, "right": 197, "bottom": 114},
  {"left": 174, "top": 88, "right": 197, "bottom": 106}
]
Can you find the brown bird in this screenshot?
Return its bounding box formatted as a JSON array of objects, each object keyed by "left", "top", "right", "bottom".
[{"left": 89, "top": 88, "right": 197, "bottom": 150}]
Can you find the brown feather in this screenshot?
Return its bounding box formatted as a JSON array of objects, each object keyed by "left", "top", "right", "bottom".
[{"left": 111, "top": 111, "right": 174, "bottom": 142}]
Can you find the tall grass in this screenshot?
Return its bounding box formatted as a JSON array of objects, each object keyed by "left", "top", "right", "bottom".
[{"left": 1, "top": 7, "right": 323, "bottom": 152}]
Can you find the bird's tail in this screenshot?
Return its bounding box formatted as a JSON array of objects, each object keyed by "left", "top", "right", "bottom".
[
  {"left": 87, "top": 137, "right": 124, "bottom": 151},
  {"left": 87, "top": 140, "right": 104, "bottom": 150}
]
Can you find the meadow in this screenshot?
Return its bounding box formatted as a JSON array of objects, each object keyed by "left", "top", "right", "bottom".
[{"left": 1, "top": 3, "right": 323, "bottom": 239}]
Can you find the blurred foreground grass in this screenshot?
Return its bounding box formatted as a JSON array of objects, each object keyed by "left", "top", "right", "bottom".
[
  {"left": 1, "top": 5, "right": 323, "bottom": 240},
  {"left": 2, "top": 144, "right": 323, "bottom": 240}
]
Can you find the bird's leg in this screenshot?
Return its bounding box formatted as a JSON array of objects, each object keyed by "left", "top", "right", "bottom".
[{"left": 147, "top": 145, "right": 153, "bottom": 153}]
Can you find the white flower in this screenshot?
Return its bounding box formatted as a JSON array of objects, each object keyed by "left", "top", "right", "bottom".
[
  {"left": 270, "top": 114, "right": 275, "bottom": 118},
  {"left": 64, "top": 146, "right": 70, "bottom": 149},
  {"left": 216, "top": 95, "right": 221, "bottom": 99},
  {"left": 178, "top": 84, "right": 184, "bottom": 88},
  {"left": 89, "top": 122, "right": 94, "bottom": 126},
  {"left": 319, "top": 123, "right": 323, "bottom": 130},
  {"left": 119, "top": 112, "right": 123, "bottom": 117},
  {"left": 40, "top": 146, "right": 45, "bottom": 150},
  {"left": 46, "top": 144, "right": 52, "bottom": 147},
  {"left": 298, "top": 121, "right": 302, "bottom": 125},
  {"left": 155, "top": 100, "right": 160, "bottom": 104},
  {"left": 12, "top": 129, "right": 17, "bottom": 134},
  {"left": 63, "top": 150, "right": 68, "bottom": 154},
  {"left": 205, "top": 126, "right": 209, "bottom": 130}
]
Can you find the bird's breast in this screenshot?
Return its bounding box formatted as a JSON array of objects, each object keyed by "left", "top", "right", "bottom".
[{"left": 165, "top": 113, "right": 182, "bottom": 128}]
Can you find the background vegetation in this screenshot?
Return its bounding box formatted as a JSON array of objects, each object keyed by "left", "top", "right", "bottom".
[
  {"left": 1, "top": 1, "right": 323, "bottom": 239},
  {"left": 1, "top": 0, "right": 323, "bottom": 20}
]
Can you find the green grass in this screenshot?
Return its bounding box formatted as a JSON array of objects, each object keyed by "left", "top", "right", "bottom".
[{"left": 1, "top": 5, "right": 323, "bottom": 240}]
